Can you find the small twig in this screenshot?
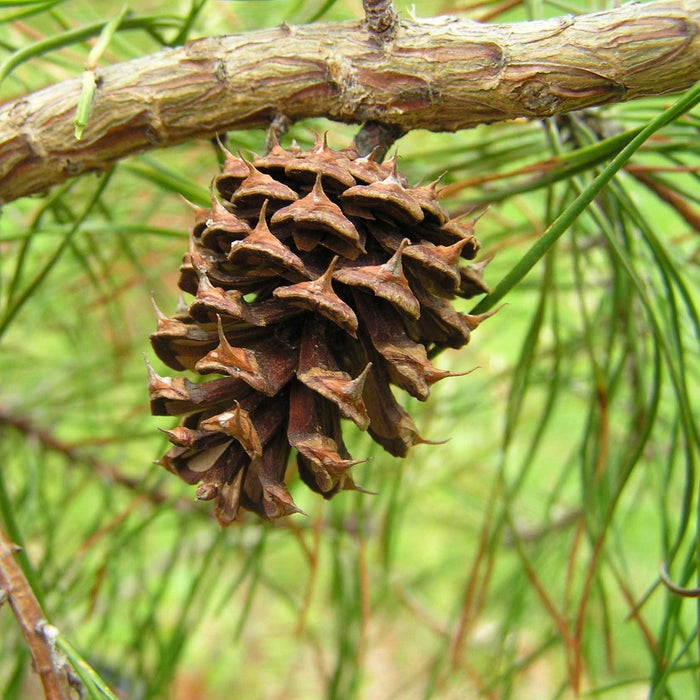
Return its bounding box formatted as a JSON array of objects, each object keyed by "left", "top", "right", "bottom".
[
  {"left": 393, "top": 584, "right": 450, "bottom": 637},
  {"left": 659, "top": 562, "right": 700, "bottom": 598},
  {"left": 264, "top": 114, "right": 293, "bottom": 155},
  {"left": 362, "top": 0, "right": 400, "bottom": 42},
  {"left": 0, "top": 527, "right": 71, "bottom": 699},
  {"left": 627, "top": 168, "right": 700, "bottom": 234},
  {"left": 0, "top": 406, "right": 193, "bottom": 511},
  {"left": 353, "top": 120, "right": 405, "bottom": 161},
  {"left": 501, "top": 508, "right": 581, "bottom": 545}
]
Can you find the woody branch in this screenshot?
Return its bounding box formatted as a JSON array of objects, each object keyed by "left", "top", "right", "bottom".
[
  {"left": 1, "top": 0, "right": 699, "bottom": 204},
  {"left": 0, "top": 527, "right": 71, "bottom": 699}
]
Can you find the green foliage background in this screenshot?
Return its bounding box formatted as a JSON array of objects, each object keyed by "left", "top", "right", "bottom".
[{"left": 1, "top": 1, "right": 699, "bottom": 698}]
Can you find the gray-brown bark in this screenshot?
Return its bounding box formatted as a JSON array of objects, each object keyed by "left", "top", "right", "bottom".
[{"left": 1, "top": 0, "right": 699, "bottom": 204}]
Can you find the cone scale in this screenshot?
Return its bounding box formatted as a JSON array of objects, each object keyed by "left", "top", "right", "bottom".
[{"left": 148, "top": 136, "right": 490, "bottom": 526}]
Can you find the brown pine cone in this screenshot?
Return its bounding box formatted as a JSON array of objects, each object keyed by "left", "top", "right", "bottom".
[{"left": 148, "top": 136, "right": 492, "bottom": 526}]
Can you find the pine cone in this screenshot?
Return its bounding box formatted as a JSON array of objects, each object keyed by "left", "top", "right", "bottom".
[{"left": 148, "top": 136, "right": 491, "bottom": 526}]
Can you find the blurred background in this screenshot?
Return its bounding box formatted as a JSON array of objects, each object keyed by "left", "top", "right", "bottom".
[{"left": 1, "top": 1, "right": 699, "bottom": 697}]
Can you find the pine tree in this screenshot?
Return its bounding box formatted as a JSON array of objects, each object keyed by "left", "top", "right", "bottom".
[{"left": 0, "top": 1, "right": 699, "bottom": 698}]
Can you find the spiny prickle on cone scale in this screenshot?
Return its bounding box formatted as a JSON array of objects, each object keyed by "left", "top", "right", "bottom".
[{"left": 147, "top": 136, "right": 492, "bottom": 526}]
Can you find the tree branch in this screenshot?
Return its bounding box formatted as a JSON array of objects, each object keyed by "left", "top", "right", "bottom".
[
  {"left": 0, "top": 527, "right": 71, "bottom": 699},
  {"left": 0, "top": 406, "right": 199, "bottom": 513},
  {"left": 1, "top": 0, "right": 698, "bottom": 203}
]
